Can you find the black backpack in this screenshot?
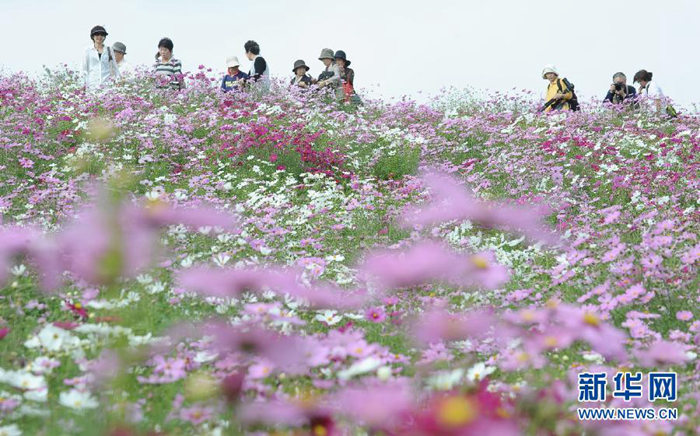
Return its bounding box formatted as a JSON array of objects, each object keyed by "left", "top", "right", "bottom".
[{"left": 556, "top": 78, "right": 580, "bottom": 111}]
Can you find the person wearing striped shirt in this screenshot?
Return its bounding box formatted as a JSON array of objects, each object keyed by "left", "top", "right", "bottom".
[{"left": 154, "top": 37, "right": 185, "bottom": 90}]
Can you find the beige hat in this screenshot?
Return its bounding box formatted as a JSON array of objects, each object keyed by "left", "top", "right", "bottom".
[
  {"left": 542, "top": 65, "right": 559, "bottom": 79},
  {"left": 226, "top": 56, "right": 241, "bottom": 68}
]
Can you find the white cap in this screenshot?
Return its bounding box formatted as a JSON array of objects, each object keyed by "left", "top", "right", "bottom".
[
  {"left": 226, "top": 56, "right": 240, "bottom": 68},
  {"left": 542, "top": 65, "right": 559, "bottom": 79}
]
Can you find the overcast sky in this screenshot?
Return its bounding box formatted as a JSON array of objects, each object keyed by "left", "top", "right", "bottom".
[{"left": 1, "top": 0, "right": 698, "bottom": 108}]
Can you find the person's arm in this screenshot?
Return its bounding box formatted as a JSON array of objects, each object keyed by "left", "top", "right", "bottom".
[
  {"left": 346, "top": 69, "right": 354, "bottom": 86},
  {"left": 109, "top": 48, "right": 121, "bottom": 81},
  {"left": 221, "top": 76, "right": 228, "bottom": 91},
  {"left": 82, "top": 48, "right": 89, "bottom": 87},
  {"left": 174, "top": 61, "right": 185, "bottom": 89},
  {"left": 252, "top": 57, "right": 267, "bottom": 81},
  {"left": 603, "top": 91, "right": 614, "bottom": 103}
]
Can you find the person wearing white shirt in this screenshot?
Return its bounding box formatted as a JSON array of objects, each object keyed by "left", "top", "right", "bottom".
[
  {"left": 112, "top": 42, "right": 133, "bottom": 77},
  {"left": 82, "top": 25, "right": 120, "bottom": 89},
  {"left": 633, "top": 69, "right": 666, "bottom": 112}
]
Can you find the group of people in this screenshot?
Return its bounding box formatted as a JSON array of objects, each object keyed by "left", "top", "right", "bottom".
[
  {"left": 82, "top": 25, "right": 358, "bottom": 102},
  {"left": 82, "top": 25, "right": 672, "bottom": 112},
  {"left": 540, "top": 65, "right": 672, "bottom": 114}
]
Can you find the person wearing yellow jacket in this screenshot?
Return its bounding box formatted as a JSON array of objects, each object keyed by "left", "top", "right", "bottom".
[{"left": 542, "top": 65, "right": 572, "bottom": 112}]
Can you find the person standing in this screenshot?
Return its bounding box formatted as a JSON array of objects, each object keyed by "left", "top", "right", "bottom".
[
  {"left": 334, "top": 50, "right": 356, "bottom": 102},
  {"left": 290, "top": 60, "right": 312, "bottom": 88},
  {"left": 221, "top": 57, "right": 249, "bottom": 92},
  {"left": 112, "top": 42, "right": 133, "bottom": 77},
  {"left": 541, "top": 65, "right": 575, "bottom": 112},
  {"left": 244, "top": 40, "right": 270, "bottom": 90},
  {"left": 154, "top": 37, "right": 185, "bottom": 90},
  {"left": 82, "top": 25, "right": 120, "bottom": 89},
  {"left": 316, "top": 48, "right": 340, "bottom": 89}
]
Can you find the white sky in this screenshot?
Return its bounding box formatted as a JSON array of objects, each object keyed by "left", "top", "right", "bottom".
[{"left": 1, "top": 0, "right": 699, "bottom": 108}]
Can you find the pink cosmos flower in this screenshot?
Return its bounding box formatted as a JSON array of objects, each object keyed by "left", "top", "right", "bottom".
[
  {"left": 676, "top": 311, "right": 693, "bottom": 321},
  {"left": 177, "top": 266, "right": 367, "bottom": 309},
  {"left": 0, "top": 327, "right": 9, "bottom": 340},
  {"left": 411, "top": 308, "right": 498, "bottom": 346},
  {"left": 635, "top": 340, "right": 689, "bottom": 367},
  {"left": 331, "top": 381, "right": 414, "bottom": 428},
  {"left": 365, "top": 306, "right": 387, "bottom": 323},
  {"left": 359, "top": 240, "right": 509, "bottom": 291},
  {"left": 401, "top": 171, "right": 561, "bottom": 246}
]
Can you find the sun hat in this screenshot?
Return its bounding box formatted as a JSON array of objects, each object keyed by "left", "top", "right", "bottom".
[
  {"left": 318, "top": 48, "right": 334, "bottom": 61},
  {"left": 90, "top": 25, "right": 108, "bottom": 38},
  {"left": 292, "top": 59, "right": 310, "bottom": 73},
  {"left": 112, "top": 42, "right": 127, "bottom": 54},
  {"left": 226, "top": 56, "right": 241, "bottom": 68},
  {"left": 334, "top": 50, "right": 351, "bottom": 66},
  {"left": 541, "top": 65, "right": 558, "bottom": 79}
]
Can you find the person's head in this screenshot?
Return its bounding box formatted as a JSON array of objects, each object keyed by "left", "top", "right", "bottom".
[
  {"left": 244, "top": 40, "right": 260, "bottom": 61},
  {"left": 633, "top": 69, "right": 653, "bottom": 86},
  {"left": 612, "top": 72, "right": 627, "bottom": 85},
  {"left": 226, "top": 56, "right": 240, "bottom": 75},
  {"left": 318, "top": 48, "right": 334, "bottom": 67},
  {"left": 90, "top": 25, "right": 108, "bottom": 45},
  {"left": 334, "top": 50, "right": 350, "bottom": 68},
  {"left": 292, "top": 60, "right": 310, "bottom": 77},
  {"left": 157, "top": 37, "right": 174, "bottom": 61},
  {"left": 113, "top": 42, "right": 126, "bottom": 62},
  {"left": 542, "top": 65, "right": 558, "bottom": 82}
]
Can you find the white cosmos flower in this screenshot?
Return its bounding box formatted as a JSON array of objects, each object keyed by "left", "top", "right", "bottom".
[
  {"left": 28, "top": 356, "right": 60, "bottom": 375},
  {"left": 148, "top": 281, "right": 166, "bottom": 294},
  {"left": 428, "top": 369, "right": 465, "bottom": 390},
  {"left": 6, "top": 371, "right": 46, "bottom": 391},
  {"left": 213, "top": 253, "right": 231, "bottom": 267},
  {"left": 59, "top": 389, "right": 99, "bottom": 410},
  {"left": 10, "top": 264, "right": 26, "bottom": 276},
  {"left": 136, "top": 274, "right": 153, "bottom": 284},
  {"left": 337, "top": 357, "right": 383, "bottom": 381},
  {"left": 466, "top": 362, "right": 495, "bottom": 382},
  {"left": 32, "top": 324, "right": 78, "bottom": 352},
  {"left": 24, "top": 387, "right": 48, "bottom": 402},
  {"left": 0, "top": 424, "right": 22, "bottom": 436},
  {"left": 314, "top": 310, "right": 343, "bottom": 325}
]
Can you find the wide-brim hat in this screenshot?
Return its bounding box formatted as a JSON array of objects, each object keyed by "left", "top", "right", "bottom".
[
  {"left": 90, "top": 25, "right": 108, "bottom": 38},
  {"left": 542, "top": 65, "right": 558, "bottom": 79},
  {"left": 292, "top": 59, "right": 310, "bottom": 73},
  {"left": 226, "top": 56, "right": 241, "bottom": 68},
  {"left": 318, "top": 48, "right": 334, "bottom": 60},
  {"left": 112, "top": 42, "right": 126, "bottom": 54},
  {"left": 334, "top": 50, "right": 351, "bottom": 66}
]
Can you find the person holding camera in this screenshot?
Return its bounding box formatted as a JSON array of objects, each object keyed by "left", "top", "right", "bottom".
[
  {"left": 541, "top": 65, "right": 575, "bottom": 112},
  {"left": 604, "top": 72, "right": 636, "bottom": 104}
]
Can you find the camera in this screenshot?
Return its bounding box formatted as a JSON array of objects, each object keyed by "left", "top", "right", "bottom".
[{"left": 614, "top": 83, "right": 624, "bottom": 91}]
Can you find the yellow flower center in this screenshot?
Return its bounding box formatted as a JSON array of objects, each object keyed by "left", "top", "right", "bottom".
[
  {"left": 583, "top": 312, "right": 600, "bottom": 327},
  {"left": 437, "top": 396, "right": 478, "bottom": 428},
  {"left": 521, "top": 310, "right": 535, "bottom": 322},
  {"left": 313, "top": 425, "right": 328, "bottom": 436},
  {"left": 544, "top": 336, "right": 558, "bottom": 347},
  {"left": 471, "top": 255, "right": 489, "bottom": 269}
]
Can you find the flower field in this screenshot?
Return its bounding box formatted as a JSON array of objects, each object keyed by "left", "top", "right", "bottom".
[{"left": 0, "top": 68, "right": 698, "bottom": 436}]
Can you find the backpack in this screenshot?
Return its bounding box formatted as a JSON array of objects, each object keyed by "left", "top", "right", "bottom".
[{"left": 556, "top": 78, "right": 580, "bottom": 111}]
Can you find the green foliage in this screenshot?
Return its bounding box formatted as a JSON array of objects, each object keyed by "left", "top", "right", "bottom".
[{"left": 372, "top": 147, "right": 420, "bottom": 180}]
